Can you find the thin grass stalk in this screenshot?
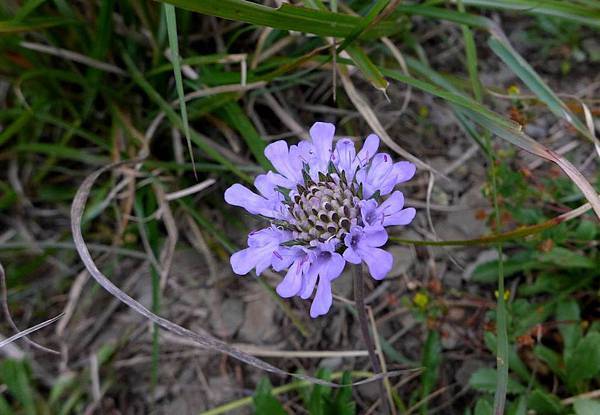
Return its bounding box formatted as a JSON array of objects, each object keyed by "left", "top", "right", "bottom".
[
  {"left": 164, "top": 3, "right": 196, "bottom": 177},
  {"left": 353, "top": 265, "right": 390, "bottom": 414},
  {"left": 455, "top": 3, "right": 509, "bottom": 408}
]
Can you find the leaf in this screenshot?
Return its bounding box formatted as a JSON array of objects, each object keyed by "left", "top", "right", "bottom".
[
  {"left": 469, "top": 368, "right": 525, "bottom": 395},
  {"left": 527, "top": 389, "right": 562, "bottom": 415},
  {"left": 164, "top": 3, "right": 196, "bottom": 174},
  {"left": 308, "top": 368, "right": 332, "bottom": 415},
  {"left": 461, "top": 0, "right": 600, "bottom": 28},
  {"left": 14, "top": 143, "right": 109, "bottom": 165},
  {"left": 221, "top": 102, "right": 271, "bottom": 170},
  {"left": 483, "top": 332, "right": 533, "bottom": 384},
  {"left": 0, "top": 110, "right": 33, "bottom": 146},
  {"left": 252, "top": 378, "right": 286, "bottom": 415},
  {"left": 566, "top": 332, "right": 600, "bottom": 384},
  {"left": 574, "top": 220, "right": 598, "bottom": 241},
  {"left": 472, "top": 251, "right": 537, "bottom": 283},
  {"left": 394, "top": 4, "right": 492, "bottom": 29},
  {"left": 345, "top": 45, "right": 388, "bottom": 92},
  {"left": 323, "top": 371, "right": 356, "bottom": 415},
  {"left": 574, "top": 399, "right": 600, "bottom": 415},
  {"left": 518, "top": 273, "right": 571, "bottom": 296},
  {"left": 0, "top": 17, "right": 74, "bottom": 33},
  {"left": 507, "top": 396, "right": 527, "bottom": 415},
  {"left": 158, "top": 0, "right": 400, "bottom": 39},
  {"left": 533, "top": 345, "right": 565, "bottom": 379},
  {"left": 0, "top": 360, "right": 36, "bottom": 415},
  {"left": 556, "top": 299, "right": 582, "bottom": 359},
  {"left": 474, "top": 398, "right": 493, "bottom": 415},
  {"left": 537, "top": 247, "right": 596, "bottom": 269},
  {"left": 420, "top": 330, "right": 441, "bottom": 415}
]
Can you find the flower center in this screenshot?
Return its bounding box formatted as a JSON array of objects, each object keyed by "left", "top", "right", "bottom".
[{"left": 289, "top": 176, "right": 359, "bottom": 244}]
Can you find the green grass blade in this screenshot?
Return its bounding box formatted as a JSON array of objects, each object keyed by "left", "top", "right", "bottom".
[
  {"left": 13, "top": 0, "right": 48, "bottom": 21},
  {"left": 157, "top": 0, "right": 400, "bottom": 39},
  {"left": 461, "top": 0, "right": 600, "bottom": 28},
  {"left": 334, "top": 0, "right": 391, "bottom": 54},
  {"left": 0, "top": 17, "right": 75, "bottom": 32},
  {"left": 394, "top": 4, "right": 492, "bottom": 29},
  {"left": 345, "top": 45, "right": 389, "bottom": 92},
  {"left": 221, "top": 102, "right": 271, "bottom": 170},
  {"left": 0, "top": 111, "right": 33, "bottom": 146},
  {"left": 488, "top": 36, "right": 594, "bottom": 142},
  {"left": 300, "top": 0, "right": 389, "bottom": 93},
  {"left": 164, "top": 3, "right": 196, "bottom": 175},
  {"left": 14, "top": 143, "right": 108, "bottom": 165},
  {"left": 419, "top": 330, "right": 441, "bottom": 415},
  {"left": 457, "top": 0, "right": 482, "bottom": 101}
]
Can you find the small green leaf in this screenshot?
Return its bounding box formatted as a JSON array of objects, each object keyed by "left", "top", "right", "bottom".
[
  {"left": 574, "top": 399, "right": 600, "bottom": 415},
  {"left": 506, "top": 396, "right": 527, "bottom": 415},
  {"left": 574, "top": 220, "right": 598, "bottom": 241},
  {"left": 533, "top": 345, "right": 565, "bottom": 379},
  {"left": 469, "top": 368, "right": 525, "bottom": 394},
  {"left": 518, "top": 273, "right": 571, "bottom": 296},
  {"left": 323, "top": 371, "right": 355, "bottom": 415},
  {"left": 221, "top": 102, "right": 271, "bottom": 170},
  {"left": 0, "top": 360, "right": 36, "bottom": 415},
  {"left": 474, "top": 398, "right": 493, "bottom": 415},
  {"left": 0, "top": 17, "right": 74, "bottom": 33},
  {"left": 472, "top": 252, "right": 537, "bottom": 283},
  {"left": 346, "top": 46, "right": 388, "bottom": 92},
  {"left": 527, "top": 389, "right": 562, "bottom": 415},
  {"left": 308, "top": 368, "right": 332, "bottom": 415},
  {"left": 537, "top": 247, "right": 596, "bottom": 269},
  {"left": 566, "top": 332, "right": 600, "bottom": 384},
  {"left": 420, "top": 330, "right": 441, "bottom": 414},
  {"left": 556, "top": 299, "right": 581, "bottom": 359},
  {"left": 252, "top": 378, "right": 286, "bottom": 415}
]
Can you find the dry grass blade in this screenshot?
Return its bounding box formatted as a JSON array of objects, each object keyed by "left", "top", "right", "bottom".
[
  {"left": 0, "top": 313, "right": 63, "bottom": 350},
  {"left": 70, "top": 159, "right": 414, "bottom": 388},
  {"left": 19, "top": 41, "right": 126, "bottom": 75},
  {"left": 165, "top": 178, "right": 217, "bottom": 201},
  {"left": 0, "top": 261, "right": 60, "bottom": 354}
]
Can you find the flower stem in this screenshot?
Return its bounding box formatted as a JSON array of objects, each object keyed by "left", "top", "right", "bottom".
[{"left": 353, "top": 265, "right": 390, "bottom": 414}]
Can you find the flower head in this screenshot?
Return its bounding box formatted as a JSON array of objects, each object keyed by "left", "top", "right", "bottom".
[{"left": 225, "top": 122, "right": 416, "bottom": 317}]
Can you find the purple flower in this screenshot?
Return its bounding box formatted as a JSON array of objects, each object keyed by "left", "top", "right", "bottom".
[
  {"left": 343, "top": 226, "right": 392, "bottom": 280},
  {"left": 230, "top": 226, "right": 292, "bottom": 276},
  {"left": 225, "top": 122, "right": 416, "bottom": 317},
  {"left": 224, "top": 174, "right": 289, "bottom": 220},
  {"left": 360, "top": 191, "right": 416, "bottom": 228}
]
